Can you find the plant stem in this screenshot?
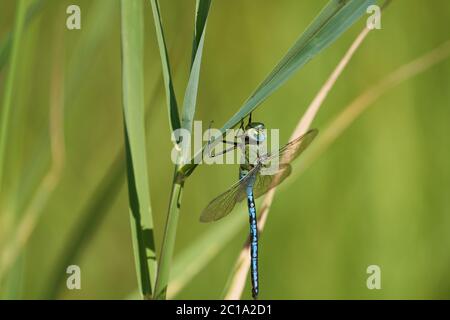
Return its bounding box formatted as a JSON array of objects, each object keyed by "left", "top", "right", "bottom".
[
  {"left": 151, "top": 0, "right": 211, "bottom": 300},
  {"left": 154, "top": 164, "right": 184, "bottom": 300},
  {"left": 224, "top": 25, "right": 373, "bottom": 300}
]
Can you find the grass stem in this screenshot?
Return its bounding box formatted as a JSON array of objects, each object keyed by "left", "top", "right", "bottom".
[
  {"left": 224, "top": 25, "right": 372, "bottom": 300},
  {"left": 0, "top": 0, "right": 26, "bottom": 196},
  {"left": 153, "top": 168, "right": 184, "bottom": 299}
]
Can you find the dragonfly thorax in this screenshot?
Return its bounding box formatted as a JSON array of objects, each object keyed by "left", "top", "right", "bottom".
[
  {"left": 245, "top": 122, "right": 266, "bottom": 144},
  {"left": 241, "top": 122, "right": 267, "bottom": 167}
]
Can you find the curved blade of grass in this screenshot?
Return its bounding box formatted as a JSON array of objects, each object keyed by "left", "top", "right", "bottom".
[
  {"left": 152, "top": 0, "right": 212, "bottom": 300},
  {"left": 44, "top": 22, "right": 188, "bottom": 299},
  {"left": 179, "top": 0, "right": 374, "bottom": 177},
  {"left": 0, "top": 0, "right": 119, "bottom": 297},
  {"left": 0, "top": 22, "right": 66, "bottom": 290},
  {"left": 0, "top": 33, "right": 12, "bottom": 72},
  {"left": 149, "top": 0, "right": 181, "bottom": 136},
  {"left": 0, "top": 2, "right": 33, "bottom": 295},
  {"left": 181, "top": 24, "right": 206, "bottom": 133},
  {"left": 181, "top": 0, "right": 212, "bottom": 133},
  {"left": 191, "top": 0, "right": 212, "bottom": 65},
  {"left": 44, "top": 92, "right": 163, "bottom": 299},
  {"left": 164, "top": 37, "right": 450, "bottom": 302},
  {"left": 3, "top": 1, "right": 118, "bottom": 222},
  {"left": 150, "top": 175, "right": 300, "bottom": 299},
  {"left": 43, "top": 152, "right": 125, "bottom": 299},
  {"left": 121, "top": 0, "right": 156, "bottom": 299},
  {"left": 65, "top": 0, "right": 118, "bottom": 103},
  {"left": 292, "top": 39, "right": 450, "bottom": 179},
  {"left": 0, "top": 0, "right": 117, "bottom": 245},
  {"left": 0, "top": 2, "right": 119, "bottom": 296},
  {"left": 129, "top": 2, "right": 449, "bottom": 300},
  {"left": 0, "top": 0, "right": 45, "bottom": 72},
  {"left": 223, "top": 25, "right": 373, "bottom": 300},
  {"left": 168, "top": 207, "right": 245, "bottom": 298},
  {"left": 0, "top": 0, "right": 27, "bottom": 196},
  {"left": 126, "top": 207, "right": 245, "bottom": 300},
  {"left": 43, "top": 80, "right": 163, "bottom": 299}
]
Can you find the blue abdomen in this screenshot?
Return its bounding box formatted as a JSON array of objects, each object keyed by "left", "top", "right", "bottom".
[{"left": 244, "top": 173, "right": 259, "bottom": 299}]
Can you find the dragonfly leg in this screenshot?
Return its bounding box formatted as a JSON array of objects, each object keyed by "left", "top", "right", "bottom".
[
  {"left": 207, "top": 122, "right": 245, "bottom": 158},
  {"left": 208, "top": 142, "right": 239, "bottom": 158},
  {"left": 239, "top": 119, "right": 245, "bottom": 131}
]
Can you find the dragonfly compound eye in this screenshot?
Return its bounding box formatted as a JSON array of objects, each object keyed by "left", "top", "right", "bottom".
[{"left": 247, "top": 128, "right": 266, "bottom": 143}]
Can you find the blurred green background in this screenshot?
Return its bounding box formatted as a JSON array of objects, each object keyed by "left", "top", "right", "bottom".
[{"left": 0, "top": 0, "right": 449, "bottom": 299}]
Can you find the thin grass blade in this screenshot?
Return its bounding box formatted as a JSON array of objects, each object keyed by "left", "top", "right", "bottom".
[
  {"left": 180, "top": 0, "right": 374, "bottom": 177},
  {"left": 149, "top": 0, "right": 181, "bottom": 136},
  {"left": 222, "top": 0, "right": 374, "bottom": 131},
  {"left": 0, "top": 0, "right": 27, "bottom": 197},
  {"left": 191, "top": 0, "right": 212, "bottom": 65},
  {"left": 126, "top": 206, "right": 245, "bottom": 299},
  {"left": 0, "top": 0, "right": 45, "bottom": 72},
  {"left": 43, "top": 19, "right": 186, "bottom": 298},
  {"left": 121, "top": 0, "right": 156, "bottom": 299},
  {"left": 65, "top": 0, "right": 117, "bottom": 103},
  {"left": 152, "top": 0, "right": 212, "bottom": 300},
  {"left": 168, "top": 209, "right": 244, "bottom": 298},
  {"left": 182, "top": 0, "right": 211, "bottom": 133},
  {"left": 181, "top": 29, "right": 206, "bottom": 134},
  {"left": 43, "top": 152, "right": 125, "bottom": 299}
]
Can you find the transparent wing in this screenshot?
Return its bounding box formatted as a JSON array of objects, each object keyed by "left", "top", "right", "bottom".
[
  {"left": 252, "top": 164, "right": 292, "bottom": 199},
  {"left": 268, "top": 129, "right": 318, "bottom": 164},
  {"left": 200, "top": 172, "right": 255, "bottom": 223},
  {"left": 200, "top": 129, "right": 318, "bottom": 222},
  {"left": 252, "top": 129, "right": 318, "bottom": 198}
]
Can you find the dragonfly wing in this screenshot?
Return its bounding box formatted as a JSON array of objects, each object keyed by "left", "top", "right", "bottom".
[
  {"left": 252, "top": 164, "right": 292, "bottom": 199},
  {"left": 200, "top": 174, "right": 251, "bottom": 223},
  {"left": 200, "top": 130, "right": 318, "bottom": 222},
  {"left": 251, "top": 129, "right": 318, "bottom": 199},
  {"left": 268, "top": 129, "right": 318, "bottom": 166}
]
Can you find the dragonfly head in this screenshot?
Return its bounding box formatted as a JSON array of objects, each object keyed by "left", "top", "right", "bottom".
[{"left": 245, "top": 122, "right": 266, "bottom": 143}]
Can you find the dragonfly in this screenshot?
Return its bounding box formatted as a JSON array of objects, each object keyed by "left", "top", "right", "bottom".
[{"left": 200, "top": 115, "right": 318, "bottom": 299}]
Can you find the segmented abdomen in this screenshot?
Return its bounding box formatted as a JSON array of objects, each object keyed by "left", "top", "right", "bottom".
[{"left": 240, "top": 168, "right": 259, "bottom": 299}]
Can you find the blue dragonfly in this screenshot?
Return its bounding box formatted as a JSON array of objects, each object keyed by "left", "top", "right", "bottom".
[{"left": 201, "top": 116, "right": 318, "bottom": 299}]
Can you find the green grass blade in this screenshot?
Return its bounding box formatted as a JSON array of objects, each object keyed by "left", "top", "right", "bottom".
[
  {"left": 181, "top": 28, "right": 206, "bottom": 133},
  {"left": 43, "top": 19, "right": 178, "bottom": 297},
  {"left": 126, "top": 209, "right": 245, "bottom": 299},
  {"left": 221, "top": 0, "right": 374, "bottom": 131},
  {"left": 168, "top": 209, "right": 245, "bottom": 298},
  {"left": 0, "top": 3, "right": 118, "bottom": 295},
  {"left": 191, "top": 0, "right": 212, "bottom": 65},
  {"left": 152, "top": 0, "right": 212, "bottom": 300},
  {"left": 0, "top": 33, "right": 12, "bottom": 72},
  {"left": 153, "top": 179, "right": 183, "bottom": 299},
  {"left": 1, "top": 255, "right": 25, "bottom": 299},
  {"left": 15, "top": 0, "right": 117, "bottom": 217},
  {"left": 149, "top": 0, "right": 181, "bottom": 135},
  {"left": 182, "top": 0, "right": 211, "bottom": 133},
  {"left": 153, "top": 2, "right": 375, "bottom": 298},
  {"left": 179, "top": 0, "right": 374, "bottom": 177},
  {"left": 43, "top": 152, "right": 125, "bottom": 299},
  {"left": 121, "top": 0, "right": 156, "bottom": 299},
  {"left": 0, "top": 0, "right": 27, "bottom": 194},
  {"left": 0, "top": 0, "right": 45, "bottom": 72},
  {"left": 65, "top": 0, "right": 117, "bottom": 103},
  {"left": 2, "top": 0, "right": 116, "bottom": 213},
  {"left": 44, "top": 67, "right": 165, "bottom": 299}
]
